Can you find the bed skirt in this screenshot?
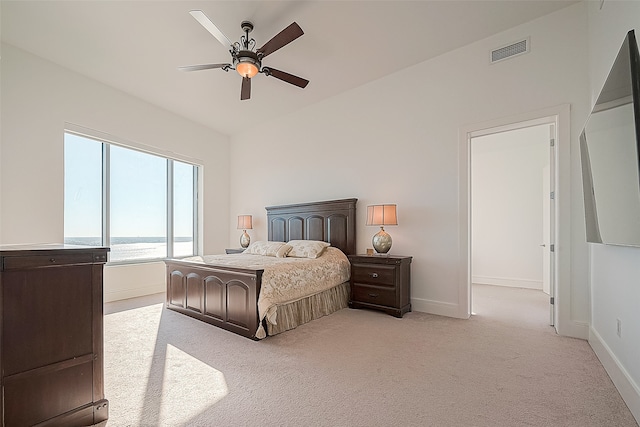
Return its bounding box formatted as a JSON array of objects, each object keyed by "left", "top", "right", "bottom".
[{"left": 266, "top": 281, "right": 350, "bottom": 336}]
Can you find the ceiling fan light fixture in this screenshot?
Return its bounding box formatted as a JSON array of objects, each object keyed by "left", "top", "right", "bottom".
[
  {"left": 235, "top": 51, "right": 260, "bottom": 78},
  {"left": 236, "top": 61, "right": 259, "bottom": 78}
]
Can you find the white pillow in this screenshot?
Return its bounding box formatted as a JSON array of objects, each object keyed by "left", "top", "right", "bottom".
[
  {"left": 243, "top": 241, "right": 288, "bottom": 257},
  {"left": 286, "top": 240, "right": 330, "bottom": 259}
]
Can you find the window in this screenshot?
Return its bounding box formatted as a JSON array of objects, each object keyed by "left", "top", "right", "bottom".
[
  {"left": 64, "top": 134, "right": 102, "bottom": 247},
  {"left": 64, "top": 132, "right": 198, "bottom": 262},
  {"left": 172, "top": 161, "right": 196, "bottom": 257}
]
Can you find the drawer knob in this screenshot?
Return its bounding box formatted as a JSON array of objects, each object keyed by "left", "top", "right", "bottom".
[
  {"left": 50, "top": 258, "right": 56, "bottom": 263},
  {"left": 370, "top": 272, "right": 378, "bottom": 278},
  {"left": 368, "top": 293, "right": 379, "bottom": 298}
]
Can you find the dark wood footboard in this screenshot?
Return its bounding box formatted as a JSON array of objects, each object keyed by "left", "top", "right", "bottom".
[{"left": 165, "top": 259, "right": 263, "bottom": 340}]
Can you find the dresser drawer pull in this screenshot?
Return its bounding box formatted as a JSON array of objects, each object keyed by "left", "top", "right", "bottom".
[
  {"left": 50, "top": 258, "right": 56, "bottom": 263},
  {"left": 370, "top": 273, "right": 378, "bottom": 278},
  {"left": 368, "top": 293, "right": 379, "bottom": 298}
]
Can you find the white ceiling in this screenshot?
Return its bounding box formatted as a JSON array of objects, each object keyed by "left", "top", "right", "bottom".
[{"left": 1, "top": 1, "right": 578, "bottom": 137}]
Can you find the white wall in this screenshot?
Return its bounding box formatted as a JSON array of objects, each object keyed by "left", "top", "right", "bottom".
[
  {"left": 229, "top": 4, "right": 591, "bottom": 335},
  {"left": 585, "top": 0, "right": 640, "bottom": 421},
  {"left": 0, "top": 43, "right": 231, "bottom": 301},
  {"left": 472, "top": 125, "right": 549, "bottom": 290}
]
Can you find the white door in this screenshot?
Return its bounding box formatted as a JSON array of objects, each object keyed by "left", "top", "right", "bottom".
[
  {"left": 546, "top": 124, "right": 556, "bottom": 327},
  {"left": 542, "top": 165, "right": 550, "bottom": 295}
]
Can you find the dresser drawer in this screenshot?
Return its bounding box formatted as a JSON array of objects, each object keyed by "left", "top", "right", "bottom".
[
  {"left": 352, "top": 263, "right": 396, "bottom": 287},
  {"left": 2, "top": 253, "right": 97, "bottom": 270},
  {"left": 351, "top": 283, "right": 396, "bottom": 307}
]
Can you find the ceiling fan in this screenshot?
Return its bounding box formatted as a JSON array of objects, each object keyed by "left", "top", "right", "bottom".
[{"left": 180, "top": 10, "right": 309, "bottom": 100}]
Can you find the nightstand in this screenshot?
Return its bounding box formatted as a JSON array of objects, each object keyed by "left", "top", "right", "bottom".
[
  {"left": 348, "top": 254, "right": 412, "bottom": 317},
  {"left": 225, "top": 248, "right": 246, "bottom": 254}
]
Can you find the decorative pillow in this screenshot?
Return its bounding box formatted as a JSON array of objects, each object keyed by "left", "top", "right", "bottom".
[
  {"left": 286, "top": 240, "right": 331, "bottom": 259},
  {"left": 276, "top": 244, "right": 293, "bottom": 258},
  {"left": 243, "top": 241, "right": 287, "bottom": 257}
]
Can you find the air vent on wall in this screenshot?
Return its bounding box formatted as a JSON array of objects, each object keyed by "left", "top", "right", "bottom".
[{"left": 490, "top": 38, "right": 530, "bottom": 63}]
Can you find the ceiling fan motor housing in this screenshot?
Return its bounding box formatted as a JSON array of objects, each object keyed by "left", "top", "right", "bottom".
[{"left": 241, "top": 21, "right": 254, "bottom": 33}]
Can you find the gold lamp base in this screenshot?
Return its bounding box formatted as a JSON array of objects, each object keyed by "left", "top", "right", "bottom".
[{"left": 372, "top": 227, "right": 392, "bottom": 254}]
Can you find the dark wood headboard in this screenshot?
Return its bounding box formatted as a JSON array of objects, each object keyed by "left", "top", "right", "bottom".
[{"left": 266, "top": 198, "right": 357, "bottom": 255}]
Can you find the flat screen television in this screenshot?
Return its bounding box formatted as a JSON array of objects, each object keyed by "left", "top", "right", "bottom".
[{"left": 580, "top": 29, "right": 640, "bottom": 246}]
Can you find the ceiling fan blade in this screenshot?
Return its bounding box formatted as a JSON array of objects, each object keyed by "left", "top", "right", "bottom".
[
  {"left": 263, "top": 67, "right": 309, "bottom": 89},
  {"left": 189, "top": 10, "right": 233, "bottom": 51},
  {"left": 178, "top": 63, "right": 231, "bottom": 72},
  {"left": 257, "top": 22, "right": 304, "bottom": 58},
  {"left": 241, "top": 76, "right": 251, "bottom": 100}
]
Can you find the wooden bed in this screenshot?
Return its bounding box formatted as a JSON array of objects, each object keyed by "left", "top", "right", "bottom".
[{"left": 164, "top": 198, "right": 357, "bottom": 340}]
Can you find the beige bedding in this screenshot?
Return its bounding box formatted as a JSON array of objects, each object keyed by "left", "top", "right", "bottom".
[{"left": 184, "top": 247, "right": 350, "bottom": 338}]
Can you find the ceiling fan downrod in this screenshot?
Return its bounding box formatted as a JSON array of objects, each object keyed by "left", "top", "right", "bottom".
[
  {"left": 236, "top": 21, "right": 256, "bottom": 53},
  {"left": 232, "top": 21, "right": 261, "bottom": 79}
]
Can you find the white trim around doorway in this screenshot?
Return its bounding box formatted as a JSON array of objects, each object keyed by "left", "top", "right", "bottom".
[{"left": 458, "top": 104, "right": 588, "bottom": 339}]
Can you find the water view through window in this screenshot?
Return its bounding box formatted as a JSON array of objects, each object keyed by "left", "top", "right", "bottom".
[
  {"left": 173, "top": 161, "right": 196, "bottom": 257},
  {"left": 64, "top": 134, "right": 102, "bottom": 244},
  {"left": 110, "top": 144, "right": 167, "bottom": 261},
  {"left": 64, "top": 132, "right": 198, "bottom": 262}
]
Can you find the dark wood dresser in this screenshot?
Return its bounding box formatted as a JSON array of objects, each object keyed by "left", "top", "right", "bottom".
[
  {"left": 0, "top": 244, "right": 109, "bottom": 427},
  {"left": 348, "top": 254, "right": 412, "bottom": 318}
]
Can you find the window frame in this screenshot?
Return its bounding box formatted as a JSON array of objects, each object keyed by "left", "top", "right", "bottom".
[{"left": 64, "top": 129, "right": 200, "bottom": 264}]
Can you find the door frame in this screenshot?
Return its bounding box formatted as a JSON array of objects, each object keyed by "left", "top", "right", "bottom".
[
  {"left": 469, "top": 120, "right": 555, "bottom": 325},
  {"left": 458, "top": 104, "right": 574, "bottom": 336}
]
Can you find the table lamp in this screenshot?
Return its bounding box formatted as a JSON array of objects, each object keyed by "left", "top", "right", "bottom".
[
  {"left": 366, "top": 204, "right": 397, "bottom": 254},
  {"left": 237, "top": 215, "right": 253, "bottom": 248}
]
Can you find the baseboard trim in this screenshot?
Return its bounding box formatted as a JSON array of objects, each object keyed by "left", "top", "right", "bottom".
[
  {"left": 589, "top": 327, "right": 640, "bottom": 423},
  {"left": 472, "top": 275, "right": 542, "bottom": 290},
  {"left": 104, "top": 283, "right": 165, "bottom": 303},
  {"left": 411, "top": 297, "right": 464, "bottom": 318},
  {"left": 556, "top": 319, "right": 589, "bottom": 340}
]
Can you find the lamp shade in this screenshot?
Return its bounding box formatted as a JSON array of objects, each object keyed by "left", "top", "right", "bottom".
[
  {"left": 237, "top": 215, "right": 253, "bottom": 230},
  {"left": 366, "top": 204, "right": 398, "bottom": 226}
]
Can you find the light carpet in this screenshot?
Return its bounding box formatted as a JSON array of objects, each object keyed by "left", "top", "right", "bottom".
[{"left": 103, "top": 285, "right": 638, "bottom": 426}]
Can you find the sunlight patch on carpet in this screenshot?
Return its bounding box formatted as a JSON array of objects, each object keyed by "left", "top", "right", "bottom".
[{"left": 159, "top": 344, "right": 228, "bottom": 422}]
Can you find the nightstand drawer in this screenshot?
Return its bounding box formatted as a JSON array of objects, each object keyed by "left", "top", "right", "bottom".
[
  {"left": 351, "top": 263, "right": 396, "bottom": 287},
  {"left": 351, "top": 284, "right": 396, "bottom": 307}
]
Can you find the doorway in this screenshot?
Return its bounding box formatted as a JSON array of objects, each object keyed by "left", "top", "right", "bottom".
[{"left": 469, "top": 120, "right": 556, "bottom": 326}]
